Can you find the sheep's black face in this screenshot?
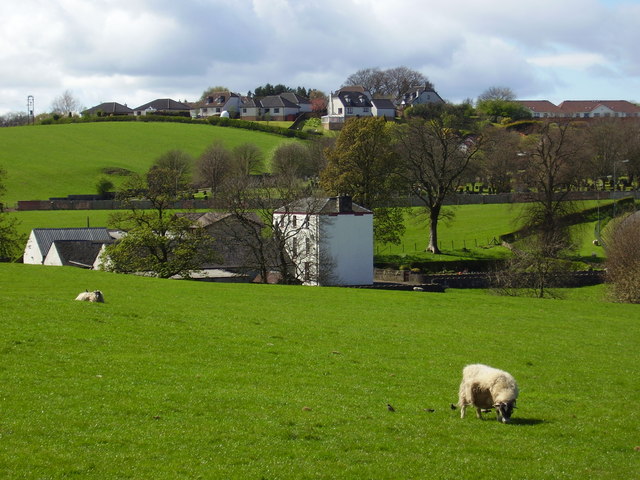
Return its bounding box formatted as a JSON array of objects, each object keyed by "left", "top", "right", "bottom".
[{"left": 495, "top": 402, "right": 515, "bottom": 423}]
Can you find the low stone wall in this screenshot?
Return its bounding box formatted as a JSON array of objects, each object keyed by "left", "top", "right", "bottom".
[{"left": 374, "top": 269, "right": 605, "bottom": 289}]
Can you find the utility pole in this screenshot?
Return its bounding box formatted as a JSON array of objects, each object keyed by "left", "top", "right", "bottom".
[{"left": 27, "top": 95, "right": 34, "bottom": 125}]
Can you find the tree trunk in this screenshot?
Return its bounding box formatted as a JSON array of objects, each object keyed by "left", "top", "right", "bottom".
[{"left": 426, "top": 206, "right": 441, "bottom": 254}]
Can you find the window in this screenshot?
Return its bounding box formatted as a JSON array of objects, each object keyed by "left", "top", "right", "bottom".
[
  {"left": 338, "top": 108, "right": 343, "bottom": 114},
  {"left": 242, "top": 108, "right": 247, "bottom": 113},
  {"left": 216, "top": 108, "right": 221, "bottom": 113},
  {"left": 292, "top": 215, "right": 297, "bottom": 227},
  {"left": 292, "top": 238, "right": 298, "bottom": 256},
  {"left": 363, "top": 107, "right": 369, "bottom": 113},
  {"left": 305, "top": 237, "right": 311, "bottom": 255},
  {"left": 346, "top": 107, "right": 353, "bottom": 114},
  {"left": 274, "top": 108, "right": 280, "bottom": 114}
]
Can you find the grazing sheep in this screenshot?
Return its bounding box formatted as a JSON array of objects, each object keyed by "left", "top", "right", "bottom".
[
  {"left": 458, "top": 363, "right": 519, "bottom": 423},
  {"left": 75, "top": 290, "right": 105, "bottom": 303}
]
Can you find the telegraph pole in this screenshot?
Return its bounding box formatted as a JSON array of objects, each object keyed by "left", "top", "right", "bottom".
[{"left": 27, "top": 95, "right": 34, "bottom": 125}]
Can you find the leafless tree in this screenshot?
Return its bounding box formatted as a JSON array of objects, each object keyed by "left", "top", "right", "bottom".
[
  {"left": 232, "top": 143, "right": 264, "bottom": 176},
  {"left": 517, "top": 121, "right": 586, "bottom": 254},
  {"left": 218, "top": 172, "right": 318, "bottom": 284},
  {"left": 478, "top": 126, "right": 521, "bottom": 193},
  {"left": 342, "top": 66, "right": 432, "bottom": 99},
  {"left": 583, "top": 119, "right": 633, "bottom": 187},
  {"left": 477, "top": 86, "right": 516, "bottom": 102},
  {"left": 50, "top": 90, "right": 83, "bottom": 116},
  {"left": 196, "top": 142, "right": 233, "bottom": 199},
  {"left": 492, "top": 233, "right": 571, "bottom": 299},
  {"left": 394, "top": 114, "right": 482, "bottom": 253}
]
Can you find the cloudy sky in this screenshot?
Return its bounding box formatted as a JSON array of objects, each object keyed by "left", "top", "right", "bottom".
[{"left": 1, "top": 0, "right": 639, "bottom": 115}]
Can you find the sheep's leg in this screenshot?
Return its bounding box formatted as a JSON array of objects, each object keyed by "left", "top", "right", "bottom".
[
  {"left": 475, "top": 407, "right": 483, "bottom": 419},
  {"left": 460, "top": 404, "right": 466, "bottom": 419}
]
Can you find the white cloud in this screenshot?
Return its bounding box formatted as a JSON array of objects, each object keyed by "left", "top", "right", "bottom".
[
  {"left": 527, "top": 52, "right": 607, "bottom": 69},
  {"left": 1, "top": 0, "right": 640, "bottom": 114}
]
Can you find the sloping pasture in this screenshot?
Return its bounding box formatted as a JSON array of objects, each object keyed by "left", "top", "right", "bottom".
[
  {"left": 0, "top": 122, "right": 298, "bottom": 205},
  {"left": 0, "top": 264, "right": 637, "bottom": 478}
]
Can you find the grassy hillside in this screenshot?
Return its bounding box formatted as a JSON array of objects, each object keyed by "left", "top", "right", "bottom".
[
  {"left": 0, "top": 263, "right": 638, "bottom": 479},
  {"left": 0, "top": 122, "right": 299, "bottom": 205}
]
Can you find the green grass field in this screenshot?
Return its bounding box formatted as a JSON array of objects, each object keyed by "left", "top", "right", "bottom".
[
  {"left": 0, "top": 263, "right": 638, "bottom": 479},
  {"left": 0, "top": 122, "right": 299, "bottom": 206}
]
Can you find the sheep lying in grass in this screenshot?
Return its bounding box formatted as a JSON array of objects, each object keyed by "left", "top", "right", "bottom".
[
  {"left": 75, "top": 290, "right": 105, "bottom": 303},
  {"left": 458, "top": 363, "right": 519, "bottom": 423}
]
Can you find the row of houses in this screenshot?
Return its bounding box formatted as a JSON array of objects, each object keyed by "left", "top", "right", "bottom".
[
  {"left": 516, "top": 100, "right": 640, "bottom": 119},
  {"left": 23, "top": 196, "right": 375, "bottom": 287},
  {"left": 82, "top": 84, "right": 446, "bottom": 130},
  {"left": 82, "top": 91, "right": 314, "bottom": 122}
]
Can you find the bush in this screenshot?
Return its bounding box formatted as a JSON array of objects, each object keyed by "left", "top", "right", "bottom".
[{"left": 604, "top": 213, "right": 640, "bottom": 303}]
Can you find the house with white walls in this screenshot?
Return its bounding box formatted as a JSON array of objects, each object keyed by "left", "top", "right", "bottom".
[
  {"left": 273, "top": 196, "right": 373, "bottom": 286},
  {"left": 190, "top": 91, "right": 242, "bottom": 118}
]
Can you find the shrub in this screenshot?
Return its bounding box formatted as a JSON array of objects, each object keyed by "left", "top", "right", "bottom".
[{"left": 604, "top": 213, "right": 640, "bottom": 303}]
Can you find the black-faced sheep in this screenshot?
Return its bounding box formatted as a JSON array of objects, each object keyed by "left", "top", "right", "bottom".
[
  {"left": 458, "top": 363, "right": 519, "bottom": 423},
  {"left": 75, "top": 290, "right": 105, "bottom": 303}
]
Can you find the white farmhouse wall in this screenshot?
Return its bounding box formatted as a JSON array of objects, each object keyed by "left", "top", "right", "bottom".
[
  {"left": 321, "top": 214, "right": 373, "bottom": 285},
  {"left": 273, "top": 206, "right": 373, "bottom": 286},
  {"left": 23, "top": 231, "right": 43, "bottom": 264},
  {"left": 43, "top": 245, "right": 63, "bottom": 266}
]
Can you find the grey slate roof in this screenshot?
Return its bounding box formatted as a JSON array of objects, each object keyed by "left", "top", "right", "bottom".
[
  {"left": 274, "top": 196, "right": 372, "bottom": 215},
  {"left": 259, "top": 95, "right": 300, "bottom": 109},
  {"left": 371, "top": 98, "right": 396, "bottom": 110},
  {"left": 32, "top": 228, "right": 114, "bottom": 258},
  {"left": 337, "top": 91, "right": 372, "bottom": 108},
  {"left": 134, "top": 98, "right": 191, "bottom": 112},
  {"left": 280, "top": 92, "right": 311, "bottom": 106},
  {"left": 82, "top": 102, "right": 133, "bottom": 115}
]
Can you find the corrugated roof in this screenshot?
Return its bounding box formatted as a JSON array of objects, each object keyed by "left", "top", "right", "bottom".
[
  {"left": 32, "top": 228, "right": 113, "bottom": 257},
  {"left": 50, "top": 240, "right": 105, "bottom": 268}
]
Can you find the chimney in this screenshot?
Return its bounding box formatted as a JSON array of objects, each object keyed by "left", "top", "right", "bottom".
[{"left": 338, "top": 195, "right": 352, "bottom": 213}]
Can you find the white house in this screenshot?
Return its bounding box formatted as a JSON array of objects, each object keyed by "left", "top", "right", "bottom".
[
  {"left": 371, "top": 98, "right": 396, "bottom": 118},
  {"left": 23, "top": 228, "right": 115, "bottom": 266},
  {"left": 190, "top": 91, "right": 242, "bottom": 118},
  {"left": 273, "top": 196, "right": 373, "bottom": 286}
]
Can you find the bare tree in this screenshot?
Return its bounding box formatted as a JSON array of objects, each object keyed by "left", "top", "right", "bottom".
[
  {"left": 492, "top": 233, "right": 571, "bottom": 299},
  {"left": 478, "top": 126, "right": 521, "bottom": 193},
  {"left": 394, "top": 110, "right": 482, "bottom": 253},
  {"left": 342, "top": 66, "right": 432, "bottom": 99},
  {"left": 384, "top": 66, "right": 432, "bottom": 99},
  {"left": 271, "top": 143, "right": 316, "bottom": 180},
  {"left": 218, "top": 172, "right": 317, "bottom": 284},
  {"left": 342, "top": 67, "right": 386, "bottom": 96},
  {"left": 583, "top": 118, "right": 632, "bottom": 186},
  {"left": 50, "top": 90, "right": 83, "bottom": 116},
  {"left": 196, "top": 142, "right": 233, "bottom": 199},
  {"left": 517, "top": 121, "right": 586, "bottom": 254},
  {"left": 232, "top": 143, "right": 264, "bottom": 176},
  {"left": 477, "top": 86, "right": 516, "bottom": 102}
]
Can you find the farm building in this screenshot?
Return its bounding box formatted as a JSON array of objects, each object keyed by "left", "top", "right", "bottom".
[
  {"left": 273, "top": 196, "right": 373, "bottom": 286},
  {"left": 23, "top": 228, "right": 118, "bottom": 268}
]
